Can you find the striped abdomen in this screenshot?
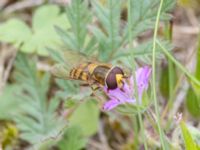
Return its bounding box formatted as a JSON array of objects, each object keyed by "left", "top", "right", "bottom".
[
  {"left": 69, "top": 62, "right": 125, "bottom": 90},
  {"left": 69, "top": 63, "right": 89, "bottom": 81},
  {"left": 69, "top": 62, "right": 111, "bottom": 85}
]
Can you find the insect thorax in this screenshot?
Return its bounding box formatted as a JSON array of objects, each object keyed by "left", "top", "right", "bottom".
[{"left": 92, "top": 65, "right": 111, "bottom": 85}]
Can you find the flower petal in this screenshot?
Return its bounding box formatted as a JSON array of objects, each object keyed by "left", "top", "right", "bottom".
[
  {"left": 104, "top": 88, "right": 130, "bottom": 102},
  {"left": 136, "top": 66, "right": 151, "bottom": 96},
  {"left": 103, "top": 98, "right": 136, "bottom": 111},
  {"left": 103, "top": 99, "right": 121, "bottom": 111},
  {"left": 123, "top": 77, "right": 133, "bottom": 96},
  {"left": 103, "top": 66, "right": 151, "bottom": 111}
]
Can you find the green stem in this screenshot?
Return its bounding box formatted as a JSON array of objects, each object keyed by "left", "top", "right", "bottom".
[
  {"left": 128, "top": 1, "right": 148, "bottom": 149},
  {"left": 156, "top": 40, "right": 200, "bottom": 87},
  {"left": 152, "top": 0, "right": 167, "bottom": 149},
  {"left": 133, "top": 116, "right": 139, "bottom": 149},
  {"left": 157, "top": 40, "right": 200, "bottom": 112}
]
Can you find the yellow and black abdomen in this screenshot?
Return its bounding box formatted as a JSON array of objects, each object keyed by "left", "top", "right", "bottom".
[
  {"left": 69, "top": 63, "right": 90, "bottom": 81},
  {"left": 69, "top": 62, "right": 125, "bottom": 90},
  {"left": 69, "top": 62, "right": 111, "bottom": 86}
]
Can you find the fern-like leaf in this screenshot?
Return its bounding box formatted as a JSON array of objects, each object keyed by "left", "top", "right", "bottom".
[
  {"left": 13, "top": 53, "right": 66, "bottom": 145},
  {"left": 91, "top": 0, "right": 122, "bottom": 61},
  {"left": 56, "top": 0, "right": 95, "bottom": 53}
]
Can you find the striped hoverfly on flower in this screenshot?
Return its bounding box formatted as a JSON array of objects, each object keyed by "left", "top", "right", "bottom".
[{"left": 51, "top": 50, "right": 131, "bottom": 90}]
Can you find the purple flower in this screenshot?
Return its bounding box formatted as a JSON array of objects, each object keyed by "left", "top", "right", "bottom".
[{"left": 103, "top": 66, "right": 151, "bottom": 111}]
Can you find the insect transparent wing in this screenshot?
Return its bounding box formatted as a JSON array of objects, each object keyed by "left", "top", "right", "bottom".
[
  {"left": 51, "top": 64, "right": 69, "bottom": 79},
  {"left": 62, "top": 50, "right": 96, "bottom": 68},
  {"left": 116, "top": 64, "right": 132, "bottom": 78},
  {"left": 123, "top": 66, "right": 132, "bottom": 78},
  {"left": 51, "top": 50, "right": 97, "bottom": 79}
]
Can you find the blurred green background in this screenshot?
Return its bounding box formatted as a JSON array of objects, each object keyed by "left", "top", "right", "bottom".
[{"left": 0, "top": 0, "right": 200, "bottom": 150}]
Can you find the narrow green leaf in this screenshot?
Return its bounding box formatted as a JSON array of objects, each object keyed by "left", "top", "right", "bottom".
[
  {"left": 55, "top": 26, "right": 78, "bottom": 50},
  {"left": 186, "top": 87, "right": 200, "bottom": 117},
  {"left": 193, "top": 36, "right": 200, "bottom": 94},
  {"left": 122, "top": 0, "right": 175, "bottom": 44},
  {"left": 114, "top": 39, "right": 173, "bottom": 65},
  {"left": 91, "top": 0, "right": 122, "bottom": 61},
  {"left": 47, "top": 47, "right": 65, "bottom": 63},
  {"left": 180, "top": 121, "right": 199, "bottom": 150},
  {"left": 187, "top": 125, "right": 200, "bottom": 146},
  {"left": 160, "top": 63, "right": 176, "bottom": 99},
  {"left": 186, "top": 36, "right": 200, "bottom": 117},
  {"left": 64, "top": 0, "right": 92, "bottom": 51},
  {"left": 196, "top": 42, "right": 200, "bottom": 80}
]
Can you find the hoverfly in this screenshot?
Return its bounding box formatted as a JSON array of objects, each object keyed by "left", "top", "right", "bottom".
[{"left": 51, "top": 50, "right": 130, "bottom": 90}]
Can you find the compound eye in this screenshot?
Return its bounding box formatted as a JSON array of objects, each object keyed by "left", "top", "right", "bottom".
[
  {"left": 112, "top": 66, "right": 124, "bottom": 75},
  {"left": 105, "top": 66, "right": 124, "bottom": 90},
  {"left": 106, "top": 73, "right": 118, "bottom": 89}
]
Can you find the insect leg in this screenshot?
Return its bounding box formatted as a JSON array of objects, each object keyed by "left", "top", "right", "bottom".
[
  {"left": 91, "top": 84, "right": 100, "bottom": 91},
  {"left": 80, "top": 83, "right": 90, "bottom": 87}
]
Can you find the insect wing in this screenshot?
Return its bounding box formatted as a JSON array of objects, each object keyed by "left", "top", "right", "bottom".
[
  {"left": 116, "top": 64, "right": 132, "bottom": 78},
  {"left": 51, "top": 50, "right": 96, "bottom": 80},
  {"left": 51, "top": 63, "right": 72, "bottom": 80},
  {"left": 123, "top": 66, "right": 132, "bottom": 78},
  {"left": 62, "top": 50, "right": 96, "bottom": 68}
]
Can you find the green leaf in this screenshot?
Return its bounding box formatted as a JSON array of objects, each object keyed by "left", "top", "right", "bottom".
[
  {"left": 57, "top": 126, "right": 87, "bottom": 150},
  {"left": 186, "top": 36, "right": 200, "bottom": 117},
  {"left": 187, "top": 125, "right": 200, "bottom": 146},
  {"left": 159, "top": 63, "right": 177, "bottom": 99},
  {"left": 55, "top": 79, "right": 79, "bottom": 100},
  {"left": 196, "top": 38, "right": 200, "bottom": 80},
  {"left": 122, "top": 0, "right": 175, "bottom": 45},
  {"left": 0, "top": 18, "right": 31, "bottom": 47},
  {"left": 33, "top": 5, "right": 64, "bottom": 30},
  {"left": 186, "top": 87, "right": 200, "bottom": 117},
  {"left": 113, "top": 39, "right": 173, "bottom": 65},
  {"left": 192, "top": 37, "right": 200, "bottom": 94},
  {"left": 69, "top": 100, "right": 99, "bottom": 137},
  {"left": 180, "top": 121, "right": 200, "bottom": 150},
  {"left": 57, "top": 0, "right": 93, "bottom": 52},
  {"left": 0, "top": 85, "right": 24, "bottom": 120},
  {"left": 91, "top": 0, "right": 122, "bottom": 61},
  {"left": 13, "top": 53, "right": 66, "bottom": 145},
  {"left": 21, "top": 5, "right": 70, "bottom": 56},
  {"left": 55, "top": 26, "right": 78, "bottom": 51},
  {"left": 47, "top": 47, "right": 65, "bottom": 63},
  {"left": 116, "top": 104, "right": 146, "bottom": 115}
]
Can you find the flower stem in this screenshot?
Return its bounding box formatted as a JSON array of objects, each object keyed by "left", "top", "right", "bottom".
[
  {"left": 157, "top": 40, "right": 200, "bottom": 111},
  {"left": 156, "top": 40, "right": 200, "bottom": 87},
  {"left": 152, "top": 0, "right": 167, "bottom": 149},
  {"left": 128, "top": 1, "right": 148, "bottom": 149}
]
